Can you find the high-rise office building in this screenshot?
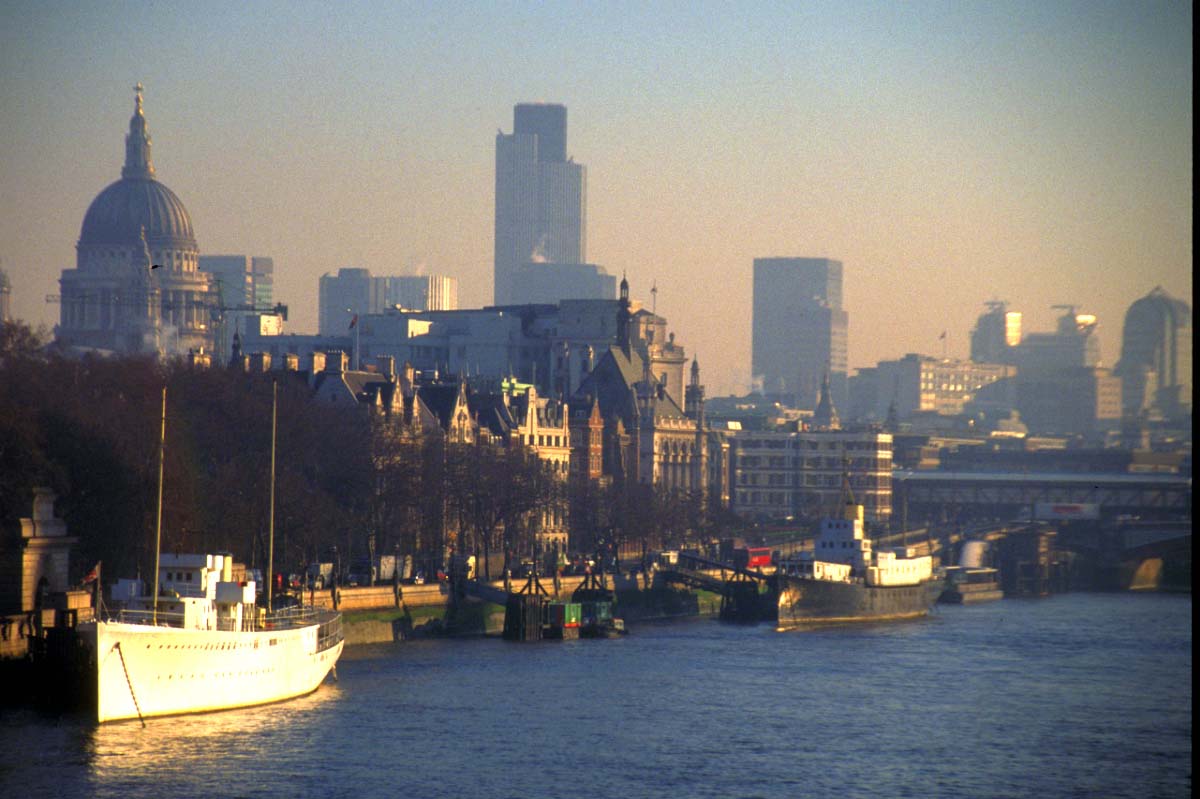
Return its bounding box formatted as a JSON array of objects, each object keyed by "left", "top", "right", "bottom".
[
  {"left": 494, "top": 103, "right": 587, "bottom": 305},
  {"left": 970, "top": 301, "right": 1021, "bottom": 363},
  {"left": 319, "top": 268, "right": 372, "bottom": 335},
  {"left": 199, "top": 255, "right": 274, "bottom": 308},
  {"left": 510, "top": 262, "right": 615, "bottom": 304},
  {"left": 1115, "top": 286, "right": 1192, "bottom": 420},
  {"left": 374, "top": 274, "right": 458, "bottom": 312},
  {"left": 319, "top": 268, "right": 458, "bottom": 334},
  {"left": 1012, "top": 307, "right": 1101, "bottom": 374},
  {"left": 251, "top": 257, "right": 274, "bottom": 308},
  {"left": 751, "top": 257, "right": 848, "bottom": 410},
  {"left": 198, "top": 255, "right": 277, "bottom": 359}
]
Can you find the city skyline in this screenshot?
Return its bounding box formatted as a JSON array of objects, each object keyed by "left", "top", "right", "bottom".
[{"left": 0, "top": 2, "right": 1191, "bottom": 396}]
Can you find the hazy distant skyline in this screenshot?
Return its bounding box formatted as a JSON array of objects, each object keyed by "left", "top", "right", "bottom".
[{"left": 1, "top": 1, "right": 1191, "bottom": 396}]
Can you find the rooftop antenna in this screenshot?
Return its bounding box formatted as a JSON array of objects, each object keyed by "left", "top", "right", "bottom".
[{"left": 651, "top": 280, "right": 657, "bottom": 316}]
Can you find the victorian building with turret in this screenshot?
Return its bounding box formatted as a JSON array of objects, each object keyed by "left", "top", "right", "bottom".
[{"left": 570, "top": 277, "right": 728, "bottom": 506}]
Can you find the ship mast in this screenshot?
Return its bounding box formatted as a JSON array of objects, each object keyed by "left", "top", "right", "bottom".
[
  {"left": 267, "top": 380, "right": 277, "bottom": 613},
  {"left": 152, "top": 386, "right": 166, "bottom": 625}
]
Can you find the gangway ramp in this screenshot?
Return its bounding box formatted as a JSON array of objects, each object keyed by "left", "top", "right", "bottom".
[
  {"left": 656, "top": 552, "right": 777, "bottom": 622},
  {"left": 460, "top": 579, "right": 509, "bottom": 605}
]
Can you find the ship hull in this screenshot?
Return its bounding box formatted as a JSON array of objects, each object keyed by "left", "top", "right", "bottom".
[
  {"left": 81, "top": 616, "right": 343, "bottom": 723},
  {"left": 776, "top": 575, "right": 944, "bottom": 628}
]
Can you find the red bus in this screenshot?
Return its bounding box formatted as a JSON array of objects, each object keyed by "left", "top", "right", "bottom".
[{"left": 733, "top": 547, "right": 773, "bottom": 569}]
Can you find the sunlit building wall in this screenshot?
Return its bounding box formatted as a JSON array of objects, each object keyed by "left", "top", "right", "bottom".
[
  {"left": 375, "top": 275, "right": 459, "bottom": 312},
  {"left": 730, "top": 429, "right": 892, "bottom": 524}
]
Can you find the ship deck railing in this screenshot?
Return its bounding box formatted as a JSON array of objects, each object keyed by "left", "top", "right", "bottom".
[{"left": 100, "top": 606, "right": 344, "bottom": 636}]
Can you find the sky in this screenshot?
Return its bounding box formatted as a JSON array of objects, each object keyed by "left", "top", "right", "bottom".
[{"left": 0, "top": 1, "right": 1191, "bottom": 396}]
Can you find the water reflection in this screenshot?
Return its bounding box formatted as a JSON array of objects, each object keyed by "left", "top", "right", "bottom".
[{"left": 82, "top": 684, "right": 342, "bottom": 795}]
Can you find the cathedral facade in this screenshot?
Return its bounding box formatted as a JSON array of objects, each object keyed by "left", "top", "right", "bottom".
[{"left": 56, "top": 86, "right": 215, "bottom": 357}]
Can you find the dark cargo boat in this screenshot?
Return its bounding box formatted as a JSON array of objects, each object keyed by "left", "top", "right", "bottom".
[{"left": 776, "top": 499, "right": 943, "bottom": 628}]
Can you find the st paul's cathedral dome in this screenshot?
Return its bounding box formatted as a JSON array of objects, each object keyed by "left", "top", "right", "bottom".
[{"left": 57, "top": 85, "right": 214, "bottom": 357}]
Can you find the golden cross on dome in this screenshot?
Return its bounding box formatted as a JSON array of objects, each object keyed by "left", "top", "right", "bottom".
[{"left": 134, "top": 83, "right": 144, "bottom": 110}]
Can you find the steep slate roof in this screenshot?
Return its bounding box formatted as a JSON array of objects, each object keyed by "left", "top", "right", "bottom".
[
  {"left": 573, "top": 347, "right": 639, "bottom": 422},
  {"left": 417, "top": 383, "right": 462, "bottom": 430},
  {"left": 467, "top": 389, "right": 516, "bottom": 439},
  {"left": 572, "top": 345, "right": 690, "bottom": 426}
]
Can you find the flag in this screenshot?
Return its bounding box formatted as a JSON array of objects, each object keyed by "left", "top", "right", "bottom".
[
  {"left": 348, "top": 314, "right": 358, "bottom": 330},
  {"left": 939, "top": 330, "right": 947, "bottom": 340},
  {"left": 82, "top": 561, "right": 101, "bottom": 584}
]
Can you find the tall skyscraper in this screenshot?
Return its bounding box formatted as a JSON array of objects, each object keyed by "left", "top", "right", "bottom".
[
  {"left": 494, "top": 103, "right": 587, "bottom": 305},
  {"left": 970, "top": 301, "right": 1021, "bottom": 363},
  {"left": 198, "top": 255, "right": 277, "bottom": 359},
  {"left": 319, "top": 267, "right": 372, "bottom": 335},
  {"left": 1115, "top": 286, "right": 1192, "bottom": 420},
  {"left": 751, "top": 257, "right": 848, "bottom": 410}
]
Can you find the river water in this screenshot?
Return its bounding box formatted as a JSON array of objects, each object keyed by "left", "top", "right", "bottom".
[{"left": 0, "top": 592, "right": 1190, "bottom": 798}]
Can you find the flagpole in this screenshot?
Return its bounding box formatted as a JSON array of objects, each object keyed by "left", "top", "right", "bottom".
[
  {"left": 267, "top": 380, "right": 277, "bottom": 613},
  {"left": 152, "top": 386, "right": 166, "bottom": 625}
]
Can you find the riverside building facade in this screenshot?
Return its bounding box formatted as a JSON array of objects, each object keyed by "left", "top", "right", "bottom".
[{"left": 729, "top": 428, "right": 893, "bottom": 525}]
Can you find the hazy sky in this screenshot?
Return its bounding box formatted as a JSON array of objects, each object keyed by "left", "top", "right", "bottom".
[{"left": 1, "top": 1, "right": 1191, "bottom": 395}]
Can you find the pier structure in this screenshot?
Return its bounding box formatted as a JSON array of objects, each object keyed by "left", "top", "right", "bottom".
[{"left": 656, "top": 551, "right": 777, "bottom": 622}]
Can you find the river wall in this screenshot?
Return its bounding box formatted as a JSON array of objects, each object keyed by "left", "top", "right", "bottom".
[{"left": 337, "top": 573, "right": 721, "bottom": 646}]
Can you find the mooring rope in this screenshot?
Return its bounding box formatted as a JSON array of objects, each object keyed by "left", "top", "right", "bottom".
[{"left": 113, "top": 642, "right": 146, "bottom": 728}]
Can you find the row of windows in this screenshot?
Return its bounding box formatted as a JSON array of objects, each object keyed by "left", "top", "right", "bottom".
[
  {"left": 155, "top": 666, "right": 277, "bottom": 681},
  {"left": 738, "top": 456, "right": 891, "bottom": 469},
  {"left": 739, "top": 474, "right": 891, "bottom": 488},
  {"left": 737, "top": 439, "right": 892, "bottom": 452},
  {"left": 733, "top": 491, "right": 894, "bottom": 513},
  {"left": 524, "top": 434, "right": 565, "bottom": 448},
  {"left": 150, "top": 640, "right": 268, "bottom": 651}
]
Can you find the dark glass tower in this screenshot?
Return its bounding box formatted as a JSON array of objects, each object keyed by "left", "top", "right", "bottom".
[
  {"left": 514, "top": 103, "right": 567, "bottom": 163},
  {"left": 751, "top": 257, "right": 848, "bottom": 411},
  {"left": 494, "top": 103, "right": 586, "bottom": 305}
]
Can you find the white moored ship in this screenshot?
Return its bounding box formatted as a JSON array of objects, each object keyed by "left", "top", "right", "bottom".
[
  {"left": 81, "top": 384, "right": 343, "bottom": 723},
  {"left": 82, "top": 552, "right": 343, "bottom": 723},
  {"left": 776, "top": 494, "right": 943, "bottom": 627}
]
